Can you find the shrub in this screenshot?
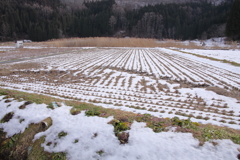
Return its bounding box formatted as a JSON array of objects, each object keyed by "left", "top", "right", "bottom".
[
  {"left": 85, "top": 108, "right": 101, "bottom": 116},
  {"left": 58, "top": 131, "right": 67, "bottom": 138},
  {"left": 171, "top": 117, "right": 198, "bottom": 129},
  {"left": 110, "top": 119, "right": 130, "bottom": 133}
]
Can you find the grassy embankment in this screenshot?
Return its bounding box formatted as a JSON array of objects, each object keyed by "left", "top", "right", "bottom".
[{"left": 0, "top": 88, "right": 240, "bottom": 159}]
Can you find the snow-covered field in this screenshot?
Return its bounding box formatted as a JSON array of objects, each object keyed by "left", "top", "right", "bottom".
[
  {"left": 0, "top": 45, "right": 74, "bottom": 62},
  {"left": 185, "top": 37, "right": 239, "bottom": 48},
  {"left": 1, "top": 96, "right": 239, "bottom": 160},
  {"left": 179, "top": 49, "right": 240, "bottom": 64},
  {"left": 0, "top": 47, "right": 240, "bottom": 129}
]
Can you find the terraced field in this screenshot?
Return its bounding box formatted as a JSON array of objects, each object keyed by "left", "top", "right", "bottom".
[{"left": 0, "top": 47, "right": 239, "bottom": 128}]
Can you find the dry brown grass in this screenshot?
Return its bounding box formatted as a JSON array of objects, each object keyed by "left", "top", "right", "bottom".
[
  {"left": 2, "top": 38, "right": 239, "bottom": 50},
  {"left": 0, "top": 41, "right": 16, "bottom": 46},
  {"left": 206, "top": 86, "right": 240, "bottom": 100},
  {"left": 157, "top": 40, "right": 205, "bottom": 49},
  {"left": 45, "top": 37, "right": 238, "bottom": 49},
  {"left": 45, "top": 37, "right": 159, "bottom": 48}
]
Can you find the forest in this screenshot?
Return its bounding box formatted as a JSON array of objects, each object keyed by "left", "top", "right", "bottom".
[{"left": 0, "top": 0, "right": 238, "bottom": 41}]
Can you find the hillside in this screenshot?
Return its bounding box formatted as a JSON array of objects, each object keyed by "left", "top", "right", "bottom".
[
  {"left": 61, "top": 0, "right": 227, "bottom": 7},
  {"left": 0, "top": 0, "right": 235, "bottom": 41}
]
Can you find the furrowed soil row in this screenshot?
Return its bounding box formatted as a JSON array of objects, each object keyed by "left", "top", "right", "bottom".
[{"left": 0, "top": 48, "right": 240, "bottom": 128}]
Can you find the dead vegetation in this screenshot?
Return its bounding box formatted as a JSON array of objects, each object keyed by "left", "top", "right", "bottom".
[
  {"left": 45, "top": 37, "right": 159, "bottom": 48},
  {"left": 43, "top": 37, "right": 239, "bottom": 50},
  {"left": 206, "top": 86, "right": 240, "bottom": 100},
  {"left": 0, "top": 117, "right": 65, "bottom": 160},
  {"left": 0, "top": 47, "right": 73, "bottom": 62}
]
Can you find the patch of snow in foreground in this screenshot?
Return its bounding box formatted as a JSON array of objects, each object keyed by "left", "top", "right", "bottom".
[{"left": 0, "top": 97, "right": 239, "bottom": 160}]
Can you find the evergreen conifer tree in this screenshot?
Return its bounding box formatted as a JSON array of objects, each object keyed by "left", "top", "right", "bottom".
[{"left": 226, "top": 0, "right": 240, "bottom": 40}]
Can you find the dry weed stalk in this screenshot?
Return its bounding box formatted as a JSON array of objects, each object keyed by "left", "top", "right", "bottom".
[
  {"left": 43, "top": 37, "right": 240, "bottom": 49},
  {"left": 45, "top": 37, "right": 159, "bottom": 48}
]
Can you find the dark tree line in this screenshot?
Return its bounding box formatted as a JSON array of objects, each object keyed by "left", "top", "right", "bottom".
[
  {"left": 226, "top": 0, "right": 240, "bottom": 40},
  {"left": 127, "top": 1, "right": 234, "bottom": 39},
  {"left": 0, "top": 0, "right": 237, "bottom": 41}
]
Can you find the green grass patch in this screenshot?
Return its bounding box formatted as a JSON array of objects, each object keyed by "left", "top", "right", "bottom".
[
  {"left": 70, "top": 108, "right": 81, "bottom": 115},
  {"left": 0, "top": 133, "right": 20, "bottom": 150},
  {"left": 51, "top": 152, "right": 66, "bottom": 160},
  {"left": 0, "top": 91, "right": 7, "bottom": 95},
  {"left": 28, "top": 136, "right": 67, "bottom": 160},
  {"left": 135, "top": 114, "right": 240, "bottom": 145},
  {"left": 0, "top": 121, "right": 67, "bottom": 160},
  {"left": 0, "top": 88, "right": 58, "bottom": 104},
  {"left": 58, "top": 132, "right": 68, "bottom": 138},
  {"left": 0, "top": 88, "right": 137, "bottom": 120},
  {"left": 85, "top": 108, "right": 101, "bottom": 116},
  {"left": 109, "top": 119, "right": 131, "bottom": 144},
  {"left": 47, "top": 102, "right": 54, "bottom": 109},
  {"left": 96, "top": 150, "right": 104, "bottom": 156},
  {"left": 192, "top": 124, "right": 240, "bottom": 144},
  {"left": 110, "top": 119, "right": 130, "bottom": 133}
]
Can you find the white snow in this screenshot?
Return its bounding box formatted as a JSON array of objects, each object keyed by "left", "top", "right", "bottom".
[
  {"left": 1, "top": 47, "right": 240, "bottom": 138},
  {"left": 179, "top": 49, "right": 240, "bottom": 64},
  {"left": 0, "top": 97, "right": 239, "bottom": 160},
  {"left": 158, "top": 48, "right": 240, "bottom": 75},
  {"left": 183, "top": 37, "right": 237, "bottom": 48}
]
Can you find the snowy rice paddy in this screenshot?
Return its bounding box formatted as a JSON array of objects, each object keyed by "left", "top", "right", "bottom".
[
  {"left": 0, "top": 46, "right": 73, "bottom": 62},
  {"left": 0, "top": 47, "right": 240, "bottom": 129},
  {"left": 179, "top": 49, "right": 240, "bottom": 64}
]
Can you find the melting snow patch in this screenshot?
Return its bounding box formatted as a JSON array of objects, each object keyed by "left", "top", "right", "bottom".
[{"left": 0, "top": 98, "right": 240, "bottom": 160}]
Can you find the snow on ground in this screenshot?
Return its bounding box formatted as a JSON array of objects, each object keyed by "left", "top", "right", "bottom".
[
  {"left": 0, "top": 96, "right": 239, "bottom": 160},
  {"left": 1, "top": 47, "right": 240, "bottom": 129},
  {"left": 159, "top": 48, "right": 240, "bottom": 74},
  {"left": 185, "top": 37, "right": 235, "bottom": 48},
  {"left": 179, "top": 49, "right": 240, "bottom": 64}
]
